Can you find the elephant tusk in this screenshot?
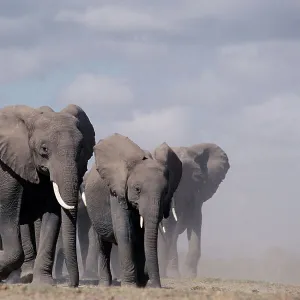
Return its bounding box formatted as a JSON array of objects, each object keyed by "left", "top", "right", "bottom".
[
  {"left": 162, "top": 226, "right": 166, "bottom": 233},
  {"left": 79, "top": 185, "right": 87, "bottom": 207},
  {"left": 172, "top": 207, "right": 178, "bottom": 221},
  {"left": 140, "top": 216, "right": 144, "bottom": 228},
  {"left": 52, "top": 182, "right": 75, "bottom": 210}
]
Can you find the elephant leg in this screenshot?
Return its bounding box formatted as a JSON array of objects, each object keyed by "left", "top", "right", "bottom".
[
  {"left": 6, "top": 222, "right": 37, "bottom": 284},
  {"left": 77, "top": 206, "right": 98, "bottom": 279},
  {"left": 84, "top": 226, "right": 99, "bottom": 279},
  {"left": 34, "top": 218, "right": 42, "bottom": 253},
  {"left": 184, "top": 202, "right": 202, "bottom": 278},
  {"left": 165, "top": 218, "right": 182, "bottom": 279},
  {"left": 111, "top": 198, "right": 136, "bottom": 287},
  {"left": 134, "top": 226, "right": 149, "bottom": 288},
  {"left": 0, "top": 179, "right": 24, "bottom": 281},
  {"left": 110, "top": 244, "right": 120, "bottom": 280},
  {"left": 167, "top": 235, "right": 180, "bottom": 278},
  {"left": 160, "top": 216, "right": 180, "bottom": 278},
  {"left": 18, "top": 222, "right": 37, "bottom": 283},
  {"left": 32, "top": 212, "right": 61, "bottom": 285},
  {"left": 157, "top": 223, "right": 169, "bottom": 278},
  {"left": 97, "top": 238, "right": 112, "bottom": 287},
  {"left": 0, "top": 235, "right": 2, "bottom": 250},
  {"left": 77, "top": 216, "right": 89, "bottom": 278},
  {"left": 54, "top": 231, "right": 65, "bottom": 279}
]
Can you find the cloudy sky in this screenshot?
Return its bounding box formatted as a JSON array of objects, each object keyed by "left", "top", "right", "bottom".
[{"left": 1, "top": 1, "right": 300, "bottom": 259}]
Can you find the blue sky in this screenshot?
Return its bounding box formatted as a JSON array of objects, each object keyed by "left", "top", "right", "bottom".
[{"left": 1, "top": 0, "right": 300, "bottom": 261}]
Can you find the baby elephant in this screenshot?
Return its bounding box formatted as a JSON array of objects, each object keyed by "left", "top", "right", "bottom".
[{"left": 82, "top": 133, "right": 182, "bottom": 288}]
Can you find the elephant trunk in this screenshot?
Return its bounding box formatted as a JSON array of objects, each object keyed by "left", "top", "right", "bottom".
[
  {"left": 51, "top": 164, "right": 79, "bottom": 288},
  {"left": 143, "top": 206, "right": 161, "bottom": 288}
]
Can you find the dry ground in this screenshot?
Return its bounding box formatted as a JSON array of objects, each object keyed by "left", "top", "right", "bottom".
[{"left": 1, "top": 278, "right": 300, "bottom": 300}]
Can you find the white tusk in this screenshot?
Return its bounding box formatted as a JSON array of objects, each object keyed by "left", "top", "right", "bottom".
[
  {"left": 140, "top": 216, "right": 144, "bottom": 228},
  {"left": 162, "top": 226, "right": 166, "bottom": 233},
  {"left": 172, "top": 207, "right": 178, "bottom": 221},
  {"left": 52, "top": 182, "right": 75, "bottom": 210},
  {"left": 79, "top": 185, "right": 87, "bottom": 207}
]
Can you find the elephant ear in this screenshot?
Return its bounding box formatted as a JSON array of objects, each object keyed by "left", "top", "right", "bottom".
[
  {"left": 153, "top": 142, "right": 183, "bottom": 218},
  {"left": 61, "top": 104, "right": 96, "bottom": 161},
  {"left": 0, "top": 107, "right": 39, "bottom": 184},
  {"left": 37, "top": 106, "right": 54, "bottom": 113},
  {"left": 143, "top": 149, "right": 153, "bottom": 159},
  {"left": 94, "top": 133, "right": 146, "bottom": 209},
  {"left": 190, "top": 143, "right": 230, "bottom": 202}
]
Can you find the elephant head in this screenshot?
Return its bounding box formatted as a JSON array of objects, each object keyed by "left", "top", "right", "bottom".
[
  {"left": 93, "top": 133, "right": 182, "bottom": 287},
  {"left": 0, "top": 104, "right": 95, "bottom": 286},
  {"left": 170, "top": 143, "right": 230, "bottom": 220},
  {"left": 189, "top": 143, "right": 230, "bottom": 202}
]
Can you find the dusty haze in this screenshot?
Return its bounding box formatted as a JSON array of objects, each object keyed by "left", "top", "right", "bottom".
[{"left": 0, "top": 0, "right": 300, "bottom": 285}]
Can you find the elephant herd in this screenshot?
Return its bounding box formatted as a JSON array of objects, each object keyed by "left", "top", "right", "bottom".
[{"left": 0, "top": 104, "right": 230, "bottom": 288}]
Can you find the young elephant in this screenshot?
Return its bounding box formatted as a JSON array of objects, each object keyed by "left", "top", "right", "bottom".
[{"left": 82, "top": 133, "right": 182, "bottom": 288}]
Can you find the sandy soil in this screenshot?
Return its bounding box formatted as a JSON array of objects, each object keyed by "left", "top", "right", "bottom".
[{"left": 1, "top": 278, "right": 300, "bottom": 300}]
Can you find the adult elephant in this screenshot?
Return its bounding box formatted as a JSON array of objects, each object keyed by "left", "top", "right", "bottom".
[
  {"left": 0, "top": 104, "right": 95, "bottom": 287},
  {"left": 158, "top": 143, "right": 230, "bottom": 279},
  {"left": 82, "top": 133, "right": 182, "bottom": 288}
]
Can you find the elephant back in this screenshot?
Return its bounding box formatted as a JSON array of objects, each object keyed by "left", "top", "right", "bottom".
[{"left": 190, "top": 143, "right": 230, "bottom": 202}]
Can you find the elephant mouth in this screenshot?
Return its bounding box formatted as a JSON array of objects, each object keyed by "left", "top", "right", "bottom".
[{"left": 38, "top": 165, "right": 49, "bottom": 176}]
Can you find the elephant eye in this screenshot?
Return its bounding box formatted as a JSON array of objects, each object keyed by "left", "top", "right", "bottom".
[
  {"left": 110, "top": 190, "right": 117, "bottom": 197},
  {"left": 134, "top": 186, "right": 141, "bottom": 194},
  {"left": 40, "top": 145, "right": 49, "bottom": 157}
]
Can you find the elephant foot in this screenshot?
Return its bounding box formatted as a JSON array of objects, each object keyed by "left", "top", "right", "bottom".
[
  {"left": 32, "top": 274, "right": 55, "bottom": 286},
  {"left": 4, "top": 269, "right": 21, "bottom": 284},
  {"left": 182, "top": 264, "right": 197, "bottom": 279},
  {"left": 98, "top": 280, "right": 112, "bottom": 287},
  {"left": 121, "top": 281, "right": 137, "bottom": 288},
  {"left": 111, "top": 279, "right": 121, "bottom": 286},
  {"left": 137, "top": 273, "right": 149, "bottom": 288},
  {"left": 146, "top": 280, "right": 161, "bottom": 288},
  {"left": 20, "top": 264, "right": 34, "bottom": 284},
  {"left": 20, "top": 272, "right": 33, "bottom": 284},
  {"left": 82, "top": 270, "right": 98, "bottom": 280}
]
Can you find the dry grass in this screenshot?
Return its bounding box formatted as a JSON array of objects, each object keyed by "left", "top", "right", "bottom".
[{"left": 1, "top": 278, "right": 300, "bottom": 300}]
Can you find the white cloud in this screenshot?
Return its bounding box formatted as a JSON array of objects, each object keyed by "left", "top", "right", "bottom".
[
  {"left": 170, "top": 41, "right": 300, "bottom": 107},
  {"left": 0, "top": 47, "right": 42, "bottom": 83},
  {"left": 0, "top": 16, "right": 35, "bottom": 36},
  {"left": 55, "top": 5, "right": 172, "bottom": 32},
  {"left": 0, "top": 1, "right": 298, "bottom": 83},
  {"left": 232, "top": 94, "right": 300, "bottom": 157},
  {"left": 59, "top": 73, "right": 134, "bottom": 106},
  {"left": 167, "top": 0, "right": 257, "bottom": 21},
  {"left": 109, "top": 106, "right": 192, "bottom": 150},
  {"left": 218, "top": 41, "right": 300, "bottom": 80}
]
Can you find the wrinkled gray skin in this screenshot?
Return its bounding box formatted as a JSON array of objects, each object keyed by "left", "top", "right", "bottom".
[
  {"left": 54, "top": 210, "right": 120, "bottom": 281},
  {"left": 54, "top": 192, "right": 100, "bottom": 280},
  {"left": 158, "top": 143, "right": 230, "bottom": 279},
  {"left": 83, "top": 133, "right": 182, "bottom": 288},
  {"left": 3, "top": 196, "right": 101, "bottom": 284},
  {"left": 0, "top": 104, "right": 95, "bottom": 287}
]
